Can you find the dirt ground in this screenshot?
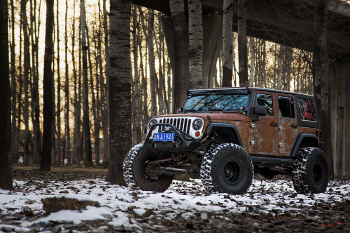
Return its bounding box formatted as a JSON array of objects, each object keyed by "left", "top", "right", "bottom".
[{"left": 2, "top": 166, "right": 350, "bottom": 232}]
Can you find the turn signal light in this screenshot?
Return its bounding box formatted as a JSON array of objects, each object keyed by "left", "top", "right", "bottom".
[{"left": 195, "top": 131, "right": 200, "bottom": 137}]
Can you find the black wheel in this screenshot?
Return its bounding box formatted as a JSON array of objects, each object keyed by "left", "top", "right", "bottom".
[
  {"left": 201, "top": 143, "right": 253, "bottom": 194},
  {"left": 292, "top": 147, "right": 329, "bottom": 194},
  {"left": 123, "top": 143, "right": 143, "bottom": 189},
  {"left": 132, "top": 149, "right": 174, "bottom": 192}
]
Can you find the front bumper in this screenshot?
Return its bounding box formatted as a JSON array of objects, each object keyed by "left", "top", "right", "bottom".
[{"left": 143, "top": 123, "right": 201, "bottom": 150}]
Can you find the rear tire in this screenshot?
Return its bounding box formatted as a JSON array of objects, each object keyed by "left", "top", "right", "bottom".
[
  {"left": 201, "top": 143, "right": 253, "bottom": 194},
  {"left": 292, "top": 147, "right": 329, "bottom": 194}
]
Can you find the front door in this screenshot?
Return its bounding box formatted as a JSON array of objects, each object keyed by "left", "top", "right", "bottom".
[{"left": 250, "top": 92, "right": 279, "bottom": 155}]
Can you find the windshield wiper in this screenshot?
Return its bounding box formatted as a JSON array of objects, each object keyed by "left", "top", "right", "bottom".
[
  {"left": 209, "top": 109, "right": 230, "bottom": 113},
  {"left": 184, "top": 109, "right": 201, "bottom": 113}
]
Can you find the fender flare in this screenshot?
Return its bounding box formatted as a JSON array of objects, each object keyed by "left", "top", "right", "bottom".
[
  {"left": 290, "top": 133, "right": 319, "bottom": 158},
  {"left": 205, "top": 123, "right": 243, "bottom": 147}
]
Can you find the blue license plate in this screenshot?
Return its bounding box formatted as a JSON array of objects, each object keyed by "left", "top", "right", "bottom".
[{"left": 153, "top": 133, "right": 175, "bottom": 141}]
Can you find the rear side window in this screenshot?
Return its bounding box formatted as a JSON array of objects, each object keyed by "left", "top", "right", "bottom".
[
  {"left": 278, "top": 96, "right": 295, "bottom": 118},
  {"left": 298, "top": 98, "right": 316, "bottom": 121}
]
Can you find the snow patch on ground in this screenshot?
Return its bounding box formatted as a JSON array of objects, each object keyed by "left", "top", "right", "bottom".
[{"left": 1, "top": 178, "right": 349, "bottom": 229}]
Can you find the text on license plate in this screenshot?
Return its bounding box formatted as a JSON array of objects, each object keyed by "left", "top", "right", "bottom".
[{"left": 153, "top": 133, "right": 175, "bottom": 141}]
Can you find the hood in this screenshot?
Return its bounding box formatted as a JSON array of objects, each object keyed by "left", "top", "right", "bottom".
[{"left": 153, "top": 112, "right": 250, "bottom": 122}]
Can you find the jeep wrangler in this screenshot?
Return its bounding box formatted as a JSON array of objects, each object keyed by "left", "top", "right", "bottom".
[{"left": 123, "top": 87, "right": 329, "bottom": 194}]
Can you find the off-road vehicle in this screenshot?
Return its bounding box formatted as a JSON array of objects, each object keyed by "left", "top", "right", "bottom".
[{"left": 123, "top": 87, "right": 329, "bottom": 194}]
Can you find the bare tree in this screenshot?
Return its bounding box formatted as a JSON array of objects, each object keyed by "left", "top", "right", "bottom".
[
  {"left": 238, "top": 0, "right": 248, "bottom": 87},
  {"left": 21, "top": 0, "right": 30, "bottom": 165},
  {"left": 147, "top": 10, "right": 157, "bottom": 116},
  {"left": 107, "top": 0, "right": 132, "bottom": 185},
  {"left": 64, "top": 0, "right": 70, "bottom": 164},
  {"left": 169, "top": 0, "right": 189, "bottom": 111},
  {"left": 249, "top": 37, "right": 254, "bottom": 87},
  {"left": 132, "top": 6, "right": 142, "bottom": 144},
  {"left": 56, "top": 0, "right": 62, "bottom": 166},
  {"left": 80, "top": 0, "right": 93, "bottom": 167},
  {"left": 222, "top": 0, "right": 233, "bottom": 87},
  {"left": 10, "top": 0, "right": 18, "bottom": 165},
  {"left": 102, "top": 0, "right": 109, "bottom": 165},
  {"left": 40, "top": 0, "right": 54, "bottom": 171},
  {"left": 188, "top": 0, "right": 203, "bottom": 89},
  {"left": 0, "top": 0, "right": 13, "bottom": 190},
  {"left": 30, "top": 0, "right": 41, "bottom": 164},
  {"left": 313, "top": 0, "right": 333, "bottom": 176},
  {"left": 277, "top": 45, "right": 283, "bottom": 89}
]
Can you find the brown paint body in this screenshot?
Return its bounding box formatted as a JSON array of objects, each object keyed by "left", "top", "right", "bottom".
[{"left": 154, "top": 88, "right": 319, "bottom": 158}]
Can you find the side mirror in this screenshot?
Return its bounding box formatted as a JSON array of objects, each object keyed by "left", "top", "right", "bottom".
[
  {"left": 177, "top": 107, "right": 183, "bottom": 113},
  {"left": 254, "top": 106, "right": 267, "bottom": 116}
]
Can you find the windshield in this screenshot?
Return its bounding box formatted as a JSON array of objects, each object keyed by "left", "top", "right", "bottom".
[{"left": 183, "top": 92, "right": 250, "bottom": 112}]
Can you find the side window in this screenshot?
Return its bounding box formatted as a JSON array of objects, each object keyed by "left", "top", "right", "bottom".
[
  {"left": 298, "top": 98, "right": 317, "bottom": 121},
  {"left": 255, "top": 94, "right": 274, "bottom": 116},
  {"left": 278, "top": 96, "right": 295, "bottom": 118}
]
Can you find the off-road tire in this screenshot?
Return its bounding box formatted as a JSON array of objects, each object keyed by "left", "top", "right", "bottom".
[
  {"left": 200, "top": 146, "right": 218, "bottom": 192},
  {"left": 201, "top": 143, "right": 254, "bottom": 194},
  {"left": 123, "top": 143, "right": 143, "bottom": 189},
  {"left": 292, "top": 147, "right": 329, "bottom": 194},
  {"left": 132, "top": 149, "right": 174, "bottom": 192}
]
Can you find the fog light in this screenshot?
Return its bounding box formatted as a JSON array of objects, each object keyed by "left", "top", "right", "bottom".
[{"left": 195, "top": 131, "right": 200, "bottom": 137}]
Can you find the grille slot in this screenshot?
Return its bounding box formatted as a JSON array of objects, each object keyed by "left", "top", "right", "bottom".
[{"left": 158, "top": 117, "right": 192, "bottom": 134}]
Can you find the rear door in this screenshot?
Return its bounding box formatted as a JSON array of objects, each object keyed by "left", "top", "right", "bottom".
[{"left": 277, "top": 94, "right": 299, "bottom": 155}]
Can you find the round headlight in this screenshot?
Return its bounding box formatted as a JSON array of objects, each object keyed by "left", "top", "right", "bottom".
[
  {"left": 192, "top": 119, "right": 203, "bottom": 130},
  {"left": 149, "top": 119, "right": 158, "bottom": 130}
]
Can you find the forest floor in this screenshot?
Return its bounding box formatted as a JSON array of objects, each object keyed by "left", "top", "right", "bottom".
[{"left": 0, "top": 166, "right": 349, "bottom": 233}]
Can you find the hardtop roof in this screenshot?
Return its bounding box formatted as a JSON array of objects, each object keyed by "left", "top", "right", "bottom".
[{"left": 187, "top": 87, "right": 314, "bottom": 98}]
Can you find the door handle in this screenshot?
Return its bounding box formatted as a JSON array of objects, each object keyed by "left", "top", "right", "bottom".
[
  {"left": 270, "top": 123, "right": 278, "bottom": 126},
  {"left": 290, "top": 124, "right": 298, "bottom": 128}
]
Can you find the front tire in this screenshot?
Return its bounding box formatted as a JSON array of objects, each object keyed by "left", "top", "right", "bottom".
[
  {"left": 201, "top": 143, "right": 254, "bottom": 194},
  {"left": 292, "top": 147, "right": 329, "bottom": 194},
  {"left": 132, "top": 149, "right": 174, "bottom": 192},
  {"left": 123, "top": 143, "right": 143, "bottom": 189}
]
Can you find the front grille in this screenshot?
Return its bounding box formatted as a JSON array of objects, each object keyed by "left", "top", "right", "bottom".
[{"left": 159, "top": 117, "right": 192, "bottom": 135}]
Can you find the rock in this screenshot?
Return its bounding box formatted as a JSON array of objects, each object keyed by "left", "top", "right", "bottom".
[
  {"left": 143, "top": 209, "right": 154, "bottom": 218},
  {"left": 41, "top": 197, "right": 100, "bottom": 214}
]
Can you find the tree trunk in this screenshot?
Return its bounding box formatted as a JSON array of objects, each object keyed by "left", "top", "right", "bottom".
[
  {"left": 132, "top": 6, "right": 141, "bottom": 144},
  {"left": 249, "top": 37, "right": 254, "bottom": 87},
  {"left": 30, "top": 0, "right": 39, "bottom": 164},
  {"left": 169, "top": 0, "right": 189, "bottom": 111},
  {"left": 80, "top": 0, "right": 92, "bottom": 167},
  {"left": 51, "top": 27, "right": 56, "bottom": 166},
  {"left": 106, "top": 0, "right": 131, "bottom": 185},
  {"left": 148, "top": 10, "right": 157, "bottom": 116},
  {"left": 238, "top": 0, "right": 248, "bottom": 87},
  {"left": 56, "top": 0, "right": 62, "bottom": 166},
  {"left": 10, "top": 0, "right": 18, "bottom": 165},
  {"left": 102, "top": 0, "right": 109, "bottom": 165},
  {"left": 65, "top": 0, "right": 70, "bottom": 165},
  {"left": 222, "top": 0, "right": 233, "bottom": 87},
  {"left": 313, "top": 0, "right": 333, "bottom": 176},
  {"left": 72, "top": 2, "right": 80, "bottom": 165},
  {"left": 0, "top": 0, "right": 13, "bottom": 190},
  {"left": 87, "top": 26, "right": 96, "bottom": 167},
  {"left": 285, "top": 47, "right": 292, "bottom": 91},
  {"left": 21, "top": 0, "right": 30, "bottom": 165},
  {"left": 188, "top": 0, "right": 203, "bottom": 89},
  {"left": 261, "top": 40, "right": 266, "bottom": 87},
  {"left": 277, "top": 45, "right": 283, "bottom": 89},
  {"left": 139, "top": 28, "right": 148, "bottom": 139},
  {"left": 40, "top": 0, "right": 54, "bottom": 171}
]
